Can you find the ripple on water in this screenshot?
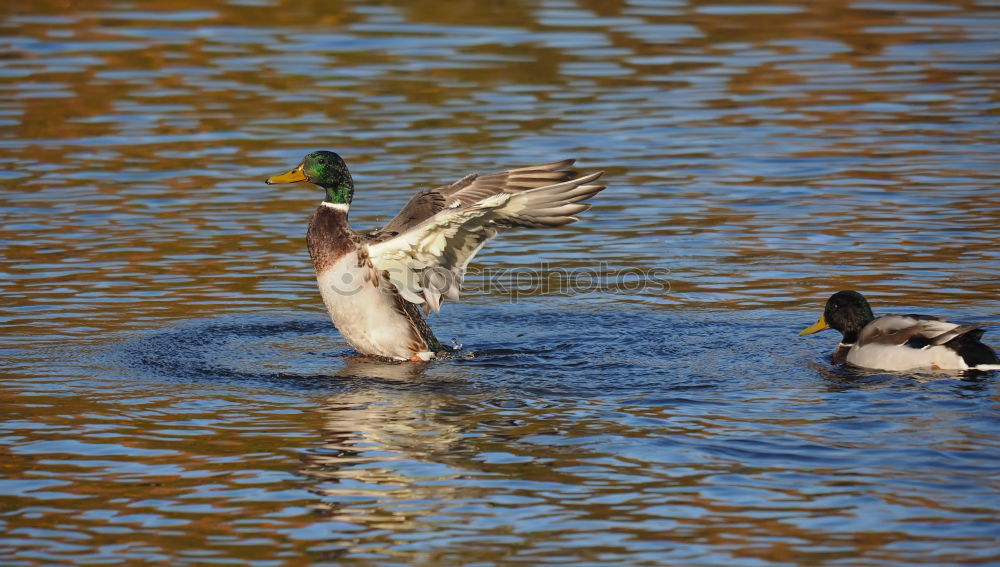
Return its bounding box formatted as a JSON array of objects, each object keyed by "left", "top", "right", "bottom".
[{"left": 3, "top": 0, "right": 1000, "bottom": 565}]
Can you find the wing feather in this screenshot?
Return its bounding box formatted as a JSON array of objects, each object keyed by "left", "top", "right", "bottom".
[
  {"left": 372, "top": 159, "right": 580, "bottom": 236},
  {"left": 367, "top": 170, "right": 605, "bottom": 313},
  {"left": 859, "top": 315, "right": 992, "bottom": 348}
]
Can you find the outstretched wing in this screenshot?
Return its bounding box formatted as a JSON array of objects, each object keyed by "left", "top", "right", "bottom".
[
  {"left": 859, "top": 315, "right": 991, "bottom": 348},
  {"left": 367, "top": 170, "right": 605, "bottom": 313},
  {"left": 370, "top": 160, "right": 579, "bottom": 239}
]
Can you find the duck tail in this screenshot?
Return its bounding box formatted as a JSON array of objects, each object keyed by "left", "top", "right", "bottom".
[{"left": 944, "top": 330, "right": 1000, "bottom": 367}]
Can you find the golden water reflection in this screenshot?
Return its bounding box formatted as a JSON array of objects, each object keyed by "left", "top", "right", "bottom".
[{"left": 2, "top": 0, "right": 1000, "bottom": 564}]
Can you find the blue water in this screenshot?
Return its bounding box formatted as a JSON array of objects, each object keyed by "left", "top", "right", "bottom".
[{"left": 2, "top": 0, "right": 1000, "bottom": 565}]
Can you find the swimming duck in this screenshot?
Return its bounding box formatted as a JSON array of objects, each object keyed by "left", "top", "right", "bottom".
[
  {"left": 266, "top": 151, "right": 605, "bottom": 361},
  {"left": 800, "top": 290, "right": 999, "bottom": 371}
]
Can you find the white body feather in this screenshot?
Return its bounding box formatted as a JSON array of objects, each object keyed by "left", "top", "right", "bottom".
[
  {"left": 316, "top": 252, "right": 431, "bottom": 361},
  {"left": 845, "top": 342, "right": 968, "bottom": 371}
]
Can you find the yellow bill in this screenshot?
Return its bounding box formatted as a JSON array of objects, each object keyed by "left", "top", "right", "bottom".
[
  {"left": 799, "top": 314, "right": 830, "bottom": 336},
  {"left": 266, "top": 163, "right": 307, "bottom": 185}
]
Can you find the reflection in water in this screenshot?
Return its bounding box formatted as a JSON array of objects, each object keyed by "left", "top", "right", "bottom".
[
  {"left": 2, "top": 0, "right": 1000, "bottom": 564},
  {"left": 303, "top": 349, "right": 1000, "bottom": 564}
]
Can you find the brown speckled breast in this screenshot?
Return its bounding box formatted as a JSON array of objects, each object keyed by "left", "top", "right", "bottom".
[
  {"left": 306, "top": 206, "right": 359, "bottom": 274},
  {"left": 832, "top": 344, "right": 851, "bottom": 365}
]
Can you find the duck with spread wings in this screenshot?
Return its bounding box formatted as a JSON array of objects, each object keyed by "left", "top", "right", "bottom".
[{"left": 266, "top": 151, "right": 605, "bottom": 361}]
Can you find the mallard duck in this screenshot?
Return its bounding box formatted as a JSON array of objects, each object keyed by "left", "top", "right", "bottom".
[
  {"left": 800, "top": 290, "right": 999, "bottom": 371},
  {"left": 266, "top": 151, "right": 605, "bottom": 361}
]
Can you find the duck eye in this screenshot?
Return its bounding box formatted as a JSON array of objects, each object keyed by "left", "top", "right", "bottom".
[{"left": 317, "top": 158, "right": 326, "bottom": 165}]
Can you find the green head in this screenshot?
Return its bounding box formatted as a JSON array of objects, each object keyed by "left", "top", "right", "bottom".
[{"left": 265, "top": 150, "right": 355, "bottom": 205}]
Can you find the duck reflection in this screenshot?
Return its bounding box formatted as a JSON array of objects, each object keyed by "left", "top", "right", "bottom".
[
  {"left": 303, "top": 357, "right": 464, "bottom": 447},
  {"left": 332, "top": 357, "right": 437, "bottom": 381},
  {"left": 297, "top": 358, "right": 482, "bottom": 527}
]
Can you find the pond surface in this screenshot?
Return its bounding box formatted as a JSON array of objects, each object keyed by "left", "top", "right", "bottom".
[{"left": 2, "top": 0, "right": 1000, "bottom": 565}]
